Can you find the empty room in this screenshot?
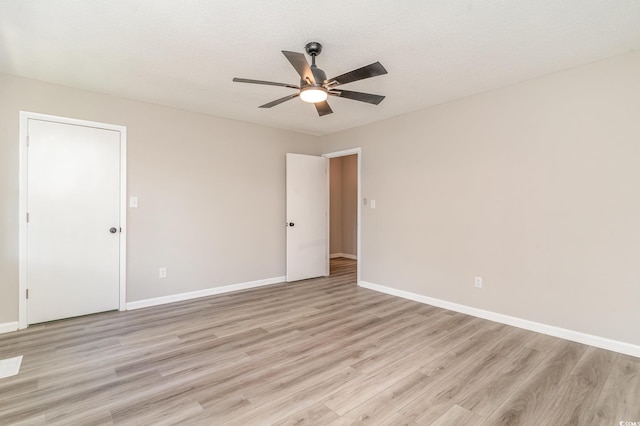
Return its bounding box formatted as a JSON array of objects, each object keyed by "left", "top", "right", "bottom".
[{"left": 1, "top": 1, "right": 639, "bottom": 424}]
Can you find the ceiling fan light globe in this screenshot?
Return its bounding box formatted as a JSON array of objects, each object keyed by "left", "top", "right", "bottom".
[{"left": 300, "top": 87, "right": 328, "bottom": 103}]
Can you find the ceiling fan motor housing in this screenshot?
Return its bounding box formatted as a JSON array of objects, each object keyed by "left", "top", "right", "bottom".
[{"left": 304, "top": 66, "right": 327, "bottom": 88}]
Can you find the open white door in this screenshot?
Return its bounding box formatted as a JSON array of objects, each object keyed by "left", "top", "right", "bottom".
[
  {"left": 286, "top": 153, "right": 328, "bottom": 282},
  {"left": 26, "top": 118, "right": 121, "bottom": 324}
]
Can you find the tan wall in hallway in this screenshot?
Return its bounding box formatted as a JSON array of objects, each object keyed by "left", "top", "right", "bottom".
[
  {"left": 330, "top": 158, "right": 343, "bottom": 254},
  {"left": 329, "top": 155, "right": 357, "bottom": 257},
  {"left": 341, "top": 155, "right": 358, "bottom": 257}
]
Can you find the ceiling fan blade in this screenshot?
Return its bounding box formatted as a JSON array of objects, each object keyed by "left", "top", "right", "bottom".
[
  {"left": 233, "top": 78, "right": 299, "bottom": 89},
  {"left": 314, "top": 100, "right": 333, "bottom": 116},
  {"left": 282, "top": 51, "right": 315, "bottom": 84},
  {"left": 326, "top": 62, "right": 388, "bottom": 87},
  {"left": 259, "top": 93, "right": 300, "bottom": 108},
  {"left": 329, "top": 89, "right": 385, "bottom": 105}
]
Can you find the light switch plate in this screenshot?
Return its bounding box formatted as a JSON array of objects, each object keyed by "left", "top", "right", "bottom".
[{"left": 129, "top": 196, "right": 138, "bottom": 208}]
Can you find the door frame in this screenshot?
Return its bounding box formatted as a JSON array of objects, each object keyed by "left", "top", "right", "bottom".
[
  {"left": 18, "top": 111, "right": 127, "bottom": 329},
  {"left": 322, "top": 148, "right": 361, "bottom": 284}
]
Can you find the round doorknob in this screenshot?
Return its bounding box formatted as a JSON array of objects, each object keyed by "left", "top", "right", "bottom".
[
  {"left": 109, "top": 227, "right": 117, "bottom": 234},
  {"left": 289, "top": 222, "right": 295, "bottom": 227}
]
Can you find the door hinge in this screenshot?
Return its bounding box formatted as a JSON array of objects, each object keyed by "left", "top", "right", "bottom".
[
  {"left": 26, "top": 289, "right": 29, "bottom": 299},
  {"left": 26, "top": 135, "right": 29, "bottom": 147},
  {"left": 26, "top": 212, "right": 30, "bottom": 223}
]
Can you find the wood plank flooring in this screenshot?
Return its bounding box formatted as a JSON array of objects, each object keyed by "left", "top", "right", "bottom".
[{"left": 1, "top": 258, "right": 638, "bottom": 425}]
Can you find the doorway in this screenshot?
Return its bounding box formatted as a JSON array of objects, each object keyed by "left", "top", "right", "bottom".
[
  {"left": 285, "top": 149, "right": 361, "bottom": 284},
  {"left": 18, "top": 112, "right": 127, "bottom": 328},
  {"left": 323, "top": 148, "right": 361, "bottom": 282}
]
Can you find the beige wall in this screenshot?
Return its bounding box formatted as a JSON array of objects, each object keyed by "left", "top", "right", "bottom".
[
  {"left": 329, "top": 155, "right": 358, "bottom": 257},
  {"left": 0, "top": 73, "right": 319, "bottom": 323},
  {"left": 3, "top": 51, "right": 640, "bottom": 348},
  {"left": 321, "top": 51, "right": 640, "bottom": 346}
]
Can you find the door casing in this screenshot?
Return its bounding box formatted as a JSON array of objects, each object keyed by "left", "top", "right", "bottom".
[{"left": 18, "top": 111, "right": 127, "bottom": 329}]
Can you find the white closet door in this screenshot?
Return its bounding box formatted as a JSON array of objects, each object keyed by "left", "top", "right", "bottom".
[{"left": 27, "top": 118, "right": 121, "bottom": 324}]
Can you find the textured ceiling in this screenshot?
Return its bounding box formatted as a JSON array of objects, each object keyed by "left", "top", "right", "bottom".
[{"left": 1, "top": 1, "right": 640, "bottom": 136}]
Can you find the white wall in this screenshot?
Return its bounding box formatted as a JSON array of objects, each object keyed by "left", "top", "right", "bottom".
[
  {"left": 0, "top": 73, "right": 319, "bottom": 323},
  {"left": 321, "top": 51, "right": 640, "bottom": 346}
]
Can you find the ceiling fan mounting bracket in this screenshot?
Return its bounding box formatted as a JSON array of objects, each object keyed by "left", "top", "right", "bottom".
[{"left": 304, "top": 42, "right": 323, "bottom": 57}]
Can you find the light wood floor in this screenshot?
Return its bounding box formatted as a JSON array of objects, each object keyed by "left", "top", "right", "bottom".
[{"left": 1, "top": 258, "right": 638, "bottom": 425}]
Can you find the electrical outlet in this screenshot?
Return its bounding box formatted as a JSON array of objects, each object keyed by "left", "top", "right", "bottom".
[
  {"left": 159, "top": 267, "right": 167, "bottom": 279},
  {"left": 474, "top": 276, "right": 483, "bottom": 288}
]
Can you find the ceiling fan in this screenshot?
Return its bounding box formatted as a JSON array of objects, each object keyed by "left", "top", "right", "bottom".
[{"left": 233, "top": 42, "right": 388, "bottom": 117}]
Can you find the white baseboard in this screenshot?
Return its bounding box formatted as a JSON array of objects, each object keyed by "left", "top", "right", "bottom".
[
  {"left": 126, "top": 276, "right": 286, "bottom": 311},
  {"left": 330, "top": 253, "right": 358, "bottom": 260},
  {"left": 359, "top": 280, "right": 640, "bottom": 358},
  {"left": 0, "top": 322, "right": 19, "bottom": 335}
]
